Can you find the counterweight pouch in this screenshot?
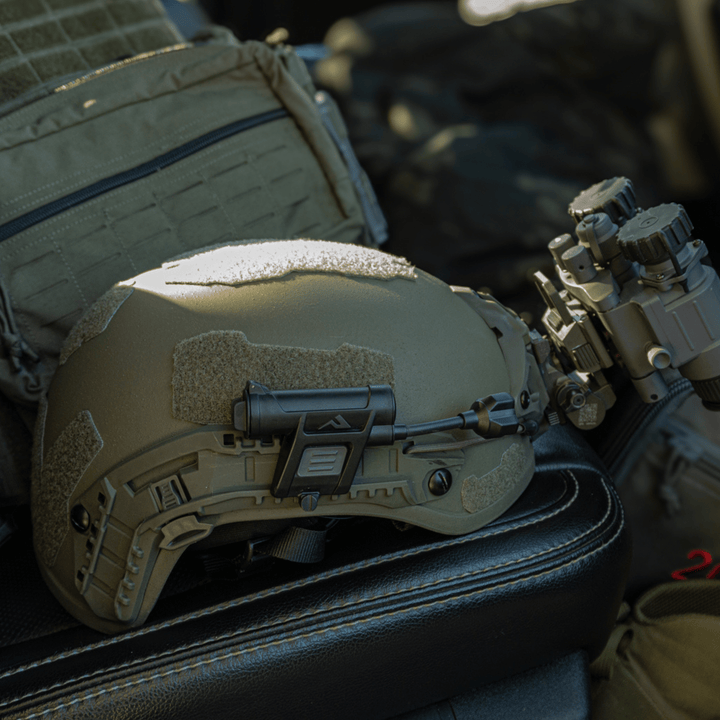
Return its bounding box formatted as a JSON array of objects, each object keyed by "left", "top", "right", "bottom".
[
  {"left": 0, "top": 29, "right": 380, "bottom": 420},
  {"left": 591, "top": 580, "right": 720, "bottom": 720}
]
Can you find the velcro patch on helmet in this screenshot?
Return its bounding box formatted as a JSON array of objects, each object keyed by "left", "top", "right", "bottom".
[
  {"left": 32, "top": 410, "right": 103, "bottom": 568},
  {"left": 161, "top": 239, "right": 416, "bottom": 286},
  {"left": 172, "top": 330, "right": 395, "bottom": 425},
  {"left": 461, "top": 441, "right": 533, "bottom": 514},
  {"left": 59, "top": 285, "right": 134, "bottom": 365}
]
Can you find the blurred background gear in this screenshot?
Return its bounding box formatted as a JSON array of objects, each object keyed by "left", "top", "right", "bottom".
[
  {"left": 197, "top": 0, "right": 720, "bottom": 324},
  {"left": 617, "top": 399, "right": 720, "bottom": 599},
  {"left": 196, "top": 0, "right": 401, "bottom": 46},
  {"left": 160, "top": 0, "right": 209, "bottom": 39},
  {"left": 313, "top": 0, "right": 677, "bottom": 321},
  {"left": 590, "top": 581, "right": 720, "bottom": 720}
]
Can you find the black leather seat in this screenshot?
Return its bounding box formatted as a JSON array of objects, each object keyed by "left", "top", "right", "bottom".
[{"left": 0, "top": 426, "right": 629, "bottom": 720}]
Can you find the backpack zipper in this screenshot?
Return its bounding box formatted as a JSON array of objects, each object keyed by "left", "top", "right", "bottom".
[{"left": 0, "top": 106, "right": 288, "bottom": 243}]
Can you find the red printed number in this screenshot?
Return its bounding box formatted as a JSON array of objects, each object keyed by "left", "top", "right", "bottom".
[{"left": 671, "top": 550, "right": 714, "bottom": 580}]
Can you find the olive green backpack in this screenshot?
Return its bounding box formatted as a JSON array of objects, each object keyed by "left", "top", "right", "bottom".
[
  {"left": 0, "top": 28, "right": 385, "bottom": 408},
  {"left": 0, "top": 27, "right": 386, "bottom": 505}
]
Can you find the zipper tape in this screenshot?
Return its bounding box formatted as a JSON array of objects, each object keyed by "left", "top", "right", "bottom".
[{"left": 0, "top": 107, "right": 288, "bottom": 243}]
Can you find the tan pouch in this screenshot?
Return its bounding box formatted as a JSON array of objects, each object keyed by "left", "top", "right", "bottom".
[{"left": 591, "top": 580, "right": 720, "bottom": 720}]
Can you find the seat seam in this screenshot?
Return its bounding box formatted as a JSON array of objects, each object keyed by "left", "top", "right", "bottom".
[
  {"left": 0, "top": 468, "right": 581, "bottom": 681},
  {"left": 10, "top": 496, "right": 625, "bottom": 720},
  {"left": 1, "top": 471, "right": 615, "bottom": 707}
]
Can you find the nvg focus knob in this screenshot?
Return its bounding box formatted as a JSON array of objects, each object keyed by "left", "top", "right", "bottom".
[
  {"left": 617, "top": 204, "right": 693, "bottom": 267},
  {"left": 568, "top": 177, "right": 637, "bottom": 226}
]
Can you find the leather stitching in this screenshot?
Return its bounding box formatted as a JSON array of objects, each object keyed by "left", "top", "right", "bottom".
[
  {"left": 10, "top": 492, "right": 625, "bottom": 719},
  {"left": 0, "top": 470, "right": 578, "bottom": 682},
  {"left": 0, "top": 471, "right": 607, "bottom": 709}
]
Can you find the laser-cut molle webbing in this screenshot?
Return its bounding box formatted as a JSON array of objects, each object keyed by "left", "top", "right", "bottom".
[
  {"left": 0, "top": 0, "right": 184, "bottom": 104},
  {"left": 172, "top": 331, "right": 395, "bottom": 425},
  {"left": 31, "top": 410, "right": 102, "bottom": 568},
  {"left": 161, "top": 239, "right": 416, "bottom": 286},
  {"left": 2, "top": 119, "right": 352, "bottom": 380}
]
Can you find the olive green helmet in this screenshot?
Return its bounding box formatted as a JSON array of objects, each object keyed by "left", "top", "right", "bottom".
[{"left": 32, "top": 240, "right": 546, "bottom": 633}]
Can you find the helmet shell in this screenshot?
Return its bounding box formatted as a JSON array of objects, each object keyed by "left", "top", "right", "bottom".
[{"left": 33, "top": 240, "right": 535, "bottom": 632}]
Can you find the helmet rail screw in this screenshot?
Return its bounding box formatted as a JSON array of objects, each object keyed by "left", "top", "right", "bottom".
[
  {"left": 70, "top": 504, "right": 91, "bottom": 533},
  {"left": 428, "top": 469, "right": 452, "bottom": 496},
  {"left": 299, "top": 492, "right": 320, "bottom": 512}
]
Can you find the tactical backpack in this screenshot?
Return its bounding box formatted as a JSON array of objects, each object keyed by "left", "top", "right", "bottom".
[
  {"left": 0, "top": 28, "right": 385, "bottom": 409},
  {"left": 0, "top": 27, "right": 386, "bottom": 505}
]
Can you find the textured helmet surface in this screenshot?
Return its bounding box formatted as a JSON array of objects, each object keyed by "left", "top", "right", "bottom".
[{"left": 32, "top": 240, "right": 537, "bottom": 633}]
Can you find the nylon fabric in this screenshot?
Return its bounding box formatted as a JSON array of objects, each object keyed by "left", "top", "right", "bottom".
[
  {"left": 0, "top": 31, "right": 369, "bottom": 419},
  {"left": 591, "top": 580, "right": 720, "bottom": 720},
  {"left": 264, "top": 526, "right": 328, "bottom": 563}
]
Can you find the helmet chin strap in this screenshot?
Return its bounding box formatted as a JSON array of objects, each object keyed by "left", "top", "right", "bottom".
[{"left": 193, "top": 518, "right": 342, "bottom": 582}]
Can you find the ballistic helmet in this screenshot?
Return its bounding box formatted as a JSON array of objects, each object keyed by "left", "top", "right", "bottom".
[{"left": 32, "top": 240, "right": 545, "bottom": 633}]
